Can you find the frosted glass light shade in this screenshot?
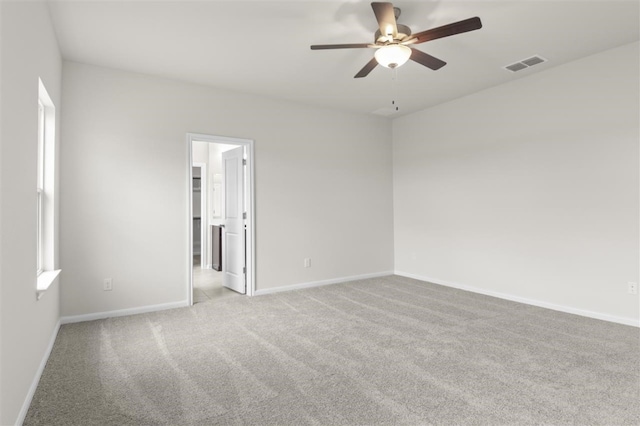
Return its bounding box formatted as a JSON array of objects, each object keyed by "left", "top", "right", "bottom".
[{"left": 374, "top": 45, "right": 411, "bottom": 69}]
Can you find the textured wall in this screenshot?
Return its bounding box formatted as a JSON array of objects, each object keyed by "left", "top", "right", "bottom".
[
  {"left": 60, "top": 61, "right": 394, "bottom": 316},
  {"left": 393, "top": 42, "right": 639, "bottom": 324},
  {"left": 0, "top": 2, "right": 62, "bottom": 424}
]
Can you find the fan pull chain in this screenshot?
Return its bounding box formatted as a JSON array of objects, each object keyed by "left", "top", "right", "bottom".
[{"left": 391, "top": 68, "right": 399, "bottom": 112}]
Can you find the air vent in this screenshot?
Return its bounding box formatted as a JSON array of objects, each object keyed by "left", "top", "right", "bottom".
[
  {"left": 504, "top": 55, "right": 547, "bottom": 72},
  {"left": 505, "top": 63, "right": 528, "bottom": 72},
  {"left": 521, "top": 56, "right": 545, "bottom": 66}
]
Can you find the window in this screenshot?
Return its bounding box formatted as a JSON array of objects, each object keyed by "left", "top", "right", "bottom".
[
  {"left": 37, "top": 100, "right": 45, "bottom": 274},
  {"left": 36, "top": 78, "right": 61, "bottom": 299}
]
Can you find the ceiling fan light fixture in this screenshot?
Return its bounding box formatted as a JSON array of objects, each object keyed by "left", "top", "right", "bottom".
[{"left": 374, "top": 44, "right": 411, "bottom": 69}]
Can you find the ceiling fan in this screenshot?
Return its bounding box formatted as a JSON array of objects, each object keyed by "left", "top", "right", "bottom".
[{"left": 310, "top": 2, "right": 482, "bottom": 78}]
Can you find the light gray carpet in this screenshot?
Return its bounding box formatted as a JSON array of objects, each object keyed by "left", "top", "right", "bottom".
[{"left": 25, "top": 275, "right": 640, "bottom": 425}]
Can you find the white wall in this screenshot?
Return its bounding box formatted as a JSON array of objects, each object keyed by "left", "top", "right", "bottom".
[
  {"left": 0, "top": 1, "right": 62, "bottom": 424},
  {"left": 192, "top": 140, "right": 209, "bottom": 164},
  {"left": 0, "top": 3, "right": 3, "bottom": 421},
  {"left": 393, "top": 42, "right": 639, "bottom": 324},
  {"left": 192, "top": 142, "right": 208, "bottom": 223},
  {"left": 60, "top": 61, "right": 394, "bottom": 316}
]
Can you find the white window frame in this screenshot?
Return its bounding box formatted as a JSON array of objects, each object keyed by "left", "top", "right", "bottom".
[{"left": 36, "top": 79, "right": 61, "bottom": 299}]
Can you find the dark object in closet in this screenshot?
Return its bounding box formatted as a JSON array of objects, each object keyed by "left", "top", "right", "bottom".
[{"left": 211, "top": 225, "right": 222, "bottom": 271}]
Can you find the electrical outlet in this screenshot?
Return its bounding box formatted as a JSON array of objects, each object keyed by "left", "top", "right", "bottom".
[
  {"left": 628, "top": 282, "right": 638, "bottom": 295},
  {"left": 304, "top": 258, "right": 311, "bottom": 268},
  {"left": 103, "top": 278, "right": 113, "bottom": 291}
]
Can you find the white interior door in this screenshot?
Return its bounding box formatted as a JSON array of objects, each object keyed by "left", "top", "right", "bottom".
[{"left": 222, "top": 146, "right": 246, "bottom": 294}]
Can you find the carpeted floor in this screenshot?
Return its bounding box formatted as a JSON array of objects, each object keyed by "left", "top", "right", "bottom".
[{"left": 25, "top": 275, "right": 640, "bottom": 425}]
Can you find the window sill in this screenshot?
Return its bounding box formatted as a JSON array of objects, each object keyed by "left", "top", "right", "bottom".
[{"left": 37, "top": 269, "right": 61, "bottom": 300}]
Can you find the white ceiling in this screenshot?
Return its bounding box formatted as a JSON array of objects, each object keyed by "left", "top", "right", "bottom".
[{"left": 47, "top": 0, "right": 639, "bottom": 117}]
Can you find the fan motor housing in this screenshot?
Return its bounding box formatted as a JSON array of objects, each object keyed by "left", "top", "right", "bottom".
[{"left": 375, "top": 24, "right": 412, "bottom": 43}]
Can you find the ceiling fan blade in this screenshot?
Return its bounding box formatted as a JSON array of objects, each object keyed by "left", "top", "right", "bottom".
[
  {"left": 310, "top": 43, "right": 373, "bottom": 50},
  {"left": 410, "top": 49, "right": 446, "bottom": 70},
  {"left": 404, "top": 17, "right": 482, "bottom": 45},
  {"left": 371, "top": 2, "right": 398, "bottom": 38},
  {"left": 354, "top": 57, "right": 379, "bottom": 78}
]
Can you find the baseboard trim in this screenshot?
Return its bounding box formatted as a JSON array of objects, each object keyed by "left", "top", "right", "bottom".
[
  {"left": 60, "top": 301, "right": 189, "bottom": 325},
  {"left": 254, "top": 271, "right": 394, "bottom": 296},
  {"left": 16, "top": 319, "right": 61, "bottom": 426},
  {"left": 395, "top": 271, "right": 639, "bottom": 328}
]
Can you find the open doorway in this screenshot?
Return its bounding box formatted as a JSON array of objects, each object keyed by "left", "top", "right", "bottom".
[
  {"left": 192, "top": 163, "right": 207, "bottom": 270},
  {"left": 187, "top": 133, "right": 255, "bottom": 305}
]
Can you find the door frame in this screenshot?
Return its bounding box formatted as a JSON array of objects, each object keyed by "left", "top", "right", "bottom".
[{"left": 186, "top": 132, "right": 256, "bottom": 305}]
